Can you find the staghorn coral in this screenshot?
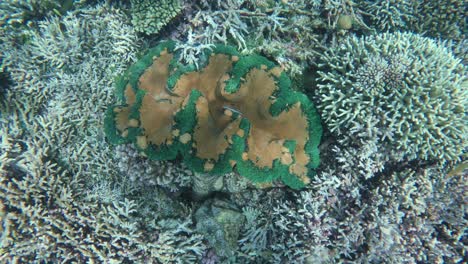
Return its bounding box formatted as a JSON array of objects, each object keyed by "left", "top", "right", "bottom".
[
  {"left": 130, "top": 0, "right": 182, "bottom": 35},
  {"left": 173, "top": 0, "right": 377, "bottom": 80},
  {"left": 105, "top": 41, "right": 322, "bottom": 189},
  {"left": 232, "top": 145, "right": 467, "bottom": 262},
  {"left": 449, "top": 39, "right": 468, "bottom": 65},
  {"left": 175, "top": 0, "right": 348, "bottom": 77},
  {"left": 314, "top": 32, "right": 467, "bottom": 163},
  {"left": 0, "top": 88, "right": 205, "bottom": 263},
  {"left": 114, "top": 144, "right": 193, "bottom": 192},
  {"left": 0, "top": 147, "right": 205, "bottom": 262},
  {"left": 363, "top": 167, "right": 466, "bottom": 262},
  {"left": 410, "top": 0, "right": 466, "bottom": 41},
  {"left": 234, "top": 187, "right": 336, "bottom": 263},
  {"left": 362, "top": 0, "right": 466, "bottom": 41},
  {"left": 328, "top": 164, "right": 467, "bottom": 263},
  {"left": 362, "top": 0, "right": 417, "bottom": 32},
  {"left": 0, "top": 0, "right": 83, "bottom": 28},
  {"left": 321, "top": 0, "right": 368, "bottom": 31}
]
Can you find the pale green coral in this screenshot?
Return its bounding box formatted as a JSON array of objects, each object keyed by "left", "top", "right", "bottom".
[
  {"left": 411, "top": 0, "right": 466, "bottom": 41},
  {"left": 315, "top": 32, "right": 467, "bottom": 162},
  {"left": 130, "top": 0, "right": 181, "bottom": 35},
  {"left": 362, "top": 0, "right": 466, "bottom": 41},
  {"left": 362, "top": 0, "right": 416, "bottom": 31},
  {"left": 0, "top": 0, "right": 74, "bottom": 26}
]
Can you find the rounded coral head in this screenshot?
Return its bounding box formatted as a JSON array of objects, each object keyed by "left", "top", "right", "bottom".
[{"left": 315, "top": 32, "right": 466, "bottom": 162}]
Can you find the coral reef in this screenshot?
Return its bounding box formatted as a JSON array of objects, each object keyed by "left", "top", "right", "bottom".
[
  {"left": 232, "top": 151, "right": 467, "bottom": 263},
  {"left": 114, "top": 144, "right": 193, "bottom": 192},
  {"left": 362, "top": 0, "right": 417, "bottom": 32},
  {"left": 314, "top": 32, "right": 467, "bottom": 162},
  {"left": 0, "top": 157, "right": 204, "bottom": 262},
  {"left": 1, "top": 1, "right": 466, "bottom": 263},
  {"left": 195, "top": 199, "right": 245, "bottom": 259},
  {"left": 0, "top": 3, "right": 206, "bottom": 262},
  {"left": 0, "top": 0, "right": 80, "bottom": 28},
  {"left": 362, "top": 0, "right": 466, "bottom": 41},
  {"left": 175, "top": 0, "right": 368, "bottom": 77},
  {"left": 130, "top": 0, "right": 181, "bottom": 35},
  {"left": 237, "top": 189, "right": 334, "bottom": 262},
  {"left": 105, "top": 41, "right": 322, "bottom": 189},
  {"left": 411, "top": 0, "right": 466, "bottom": 41}
]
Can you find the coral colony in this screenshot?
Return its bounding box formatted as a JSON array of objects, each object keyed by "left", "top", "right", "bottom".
[{"left": 0, "top": 0, "right": 466, "bottom": 263}]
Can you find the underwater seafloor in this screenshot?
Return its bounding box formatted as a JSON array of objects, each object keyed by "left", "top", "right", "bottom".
[{"left": 0, "top": 0, "right": 466, "bottom": 263}]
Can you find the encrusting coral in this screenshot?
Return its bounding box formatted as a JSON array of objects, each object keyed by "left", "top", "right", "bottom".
[{"left": 105, "top": 41, "right": 322, "bottom": 189}]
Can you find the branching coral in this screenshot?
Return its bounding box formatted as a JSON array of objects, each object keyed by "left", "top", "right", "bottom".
[
  {"left": 314, "top": 32, "right": 467, "bottom": 162},
  {"left": 0, "top": 4, "right": 208, "bottom": 262},
  {"left": 114, "top": 144, "right": 193, "bottom": 192},
  {"left": 362, "top": 0, "right": 466, "bottom": 41},
  {"left": 105, "top": 41, "right": 322, "bottom": 189},
  {"left": 0, "top": 0, "right": 81, "bottom": 28},
  {"left": 233, "top": 146, "right": 467, "bottom": 263},
  {"left": 176, "top": 0, "right": 349, "bottom": 77},
  {"left": 362, "top": 0, "right": 417, "bottom": 32},
  {"left": 410, "top": 0, "right": 466, "bottom": 41},
  {"left": 341, "top": 166, "right": 467, "bottom": 263},
  {"left": 0, "top": 92, "right": 205, "bottom": 262},
  {"left": 234, "top": 187, "right": 336, "bottom": 263}
]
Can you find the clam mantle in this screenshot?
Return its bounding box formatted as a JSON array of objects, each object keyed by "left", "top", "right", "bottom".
[{"left": 105, "top": 41, "right": 322, "bottom": 189}]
